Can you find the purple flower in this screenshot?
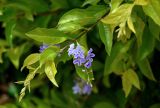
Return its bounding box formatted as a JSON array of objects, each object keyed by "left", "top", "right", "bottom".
[
  {"left": 84, "top": 48, "right": 95, "bottom": 68},
  {"left": 39, "top": 44, "right": 48, "bottom": 53},
  {"left": 72, "top": 83, "right": 81, "bottom": 94},
  {"left": 68, "top": 43, "right": 95, "bottom": 68},
  {"left": 82, "top": 84, "right": 92, "bottom": 95},
  {"left": 72, "top": 81, "right": 92, "bottom": 95},
  {"left": 68, "top": 43, "right": 75, "bottom": 56}
]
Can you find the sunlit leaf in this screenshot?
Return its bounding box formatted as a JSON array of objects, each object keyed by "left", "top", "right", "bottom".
[
  {"left": 82, "top": 0, "right": 100, "bottom": 6},
  {"left": 143, "top": 0, "right": 160, "bottom": 26},
  {"left": 26, "top": 28, "right": 68, "bottom": 44},
  {"left": 102, "top": 4, "right": 134, "bottom": 25},
  {"left": 135, "top": 0, "right": 149, "bottom": 5},
  {"left": 21, "top": 53, "right": 40, "bottom": 71},
  {"left": 45, "top": 61, "right": 58, "bottom": 87},
  {"left": 40, "top": 46, "right": 60, "bottom": 66}
]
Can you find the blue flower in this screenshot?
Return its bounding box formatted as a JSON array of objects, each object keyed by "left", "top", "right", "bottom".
[
  {"left": 72, "top": 83, "right": 81, "bottom": 94},
  {"left": 72, "top": 81, "right": 92, "bottom": 95},
  {"left": 84, "top": 48, "right": 95, "bottom": 68},
  {"left": 39, "top": 44, "right": 48, "bottom": 53},
  {"left": 82, "top": 84, "right": 92, "bottom": 95},
  {"left": 68, "top": 43, "right": 95, "bottom": 68}
]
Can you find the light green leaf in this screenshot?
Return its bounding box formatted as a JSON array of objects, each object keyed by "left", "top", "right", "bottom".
[
  {"left": 134, "top": 0, "right": 149, "bottom": 5},
  {"left": 82, "top": 0, "right": 100, "bottom": 6},
  {"left": 102, "top": 4, "right": 134, "bottom": 25},
  {"left": 58, "top": 5, "right": 107, "bottom": 33},
  {"left": 104, "top": 39, "right": 134, "bottom": 76},
  {"left": 40, "top": 46, "right": 60, "bottom": 66},
  {"left": 122, "top": 71, "right": 132, "bottom": 97},
  {"left": 5, "top": 20, "right": 16, "bottom": 47},
  {"left": 127, "top": 16, "right": 136, "bottom": 33},
  {"left": 45, "top": 61, "right": 58, "bottom": 87},
  {"left": 7, "top": 44, "right": 26, "bottom": 69},
  {"left": 125, "top": 69, "right": 140, "bottom": 89},
  {"left": 98, "top": 22, "right": 113, "bottom": 55},
  {"left": 138, "top": 58, "right": 156, "bottom": 81},
  {"left": 93, "top": 102, "right": 117, "bottom": 108},
  {"left": 110, "top": 0, "right": 123, "bottom": 12},
  {"left": 21, "top": 53, "right": 40, "bottom": 71},
  {"left": 26, "top": 28, "right": 68, "bottom": 44},
  {"left": 143, "top": 0, "right": 160, "bottom": 26},
  {"left": 137, "top": 27, "right": 155, "bottom": 60}
]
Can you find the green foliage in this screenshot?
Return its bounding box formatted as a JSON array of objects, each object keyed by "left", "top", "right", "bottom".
[{"left": 0, "top": 0, "right": 160, "bottom": 107}]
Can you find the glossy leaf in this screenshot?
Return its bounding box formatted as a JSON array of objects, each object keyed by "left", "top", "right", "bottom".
[
  {"left": 143, "top": 0, "right": 160, "bottom": 26},
  {"left": 137, "top": 27, "right": 155, "bottom": 60},
  {"left": 21, "top": 53, "right": 40, "bottom": 71},
  {"left": 45, "top": 61, "right": 58, "bottom": 87},
  {"left": 82, "top": 0, "right": 100, "bottom": 6},
  {"left": 58, "top": 5, "right": 107, "bottom": 33},
  {"left": 102, "top": 4, "right": 134, "bottom": 25},
  {"left": 138, "top": 58, "right": 156, "bottom": 81},
  {"left": 135, "top": 0, "right": 149, "bottom": 5},
  {"left": 110, "top": 0, "right": 123, "bottom": 12},
  {"left": 98, "top": 22, "right": 113, "bottom": 55},
  {"left": 26, "top": 28, "right": 68, "bottom": 44},
  {"left": 40, "top": 46, "right": 60, "bottom": 66}
]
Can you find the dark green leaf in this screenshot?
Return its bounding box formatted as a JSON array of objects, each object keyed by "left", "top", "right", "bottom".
[
  {"left": 98, "top": 22, "right": 113, "bottom": 55},
  {"left": 93, "top": 102, "right": 117, "bottom": 108},
  {"left": 137, "top": 27, "right": 155, "bottom": 60},
  {"left": 5, "top": 20, "right": 16, "bottom": 47},
  {"left": 138, "top": 58, "right": 156, "bottom": 81}
]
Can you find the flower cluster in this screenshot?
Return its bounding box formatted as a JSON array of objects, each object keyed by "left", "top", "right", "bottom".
[
  {"left": 72, "top": 81, "right": 92, "bottom": 95},
  {"left": 68, "top": 43, "right": 95, "bottom": 68}
]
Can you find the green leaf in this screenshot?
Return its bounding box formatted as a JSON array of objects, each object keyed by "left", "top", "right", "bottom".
[
  {"left": 133, "top": 15, "right": 145, "bottom": 46},
  {"left": 122, "top": 71, "right": 132, "bottom": 97},
  {"left": 110, "top": 0, "right": 123, "bottom": 12},
  {"left": 104, "top": 39, "right": 134, "bottom": 76},
  {"left": 5, "top": 20, "right": 16, "bottom": 47},
  {"left": 0, "top": 47, "right": 7, "bottom": 63},
  {"left": 143, "top": 0, "right": 160, "bottom": 26},
  {"left": 82, "top": 0, "right": 100, "bottom": 6},
  {"left": 134, "top": 0, "right": 149, "bottom": 5},
  {"left": 125, "top": 69, "right": 140, "bottom": 89},
  {"left": 58, "top": 5, "right": 107, "bottom": 33},
  {"left": 75, "top": 66, "right": 94, "bottom": 84},
  {"left": 98, "top": 22, "right": 113, "bottom": 55},
  {"left": 93, "top": 102, "right": 117, "bottom": 108},
  {"left": 45, "top": 61, "right": 58, "bottom": 87},
  {"left": 7, "top": 44, "right": 26, "bottom": 69},
  {"left": 102, "top": 4, "right": 134, "bottom": 25},
  {"left": 148, "top": 18, "right": 160, "bottom": 40},
  {"left": 40, "top": 46, "right": 60, "bottom": 66},
  {"left": 26, "top": 28, "right": 68, "bottom": 44},
  {"left": 137, "top": 27, "right": 155, "bottom": 60},
  {"left": 138, "top": 58, "right": 156, "bottom": 81},
  {"left": 21, "top": 53, "right": 40, "bottom": 71},
  {"left": 127, "top": 16, "right": 136, "bottom": 33}
]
